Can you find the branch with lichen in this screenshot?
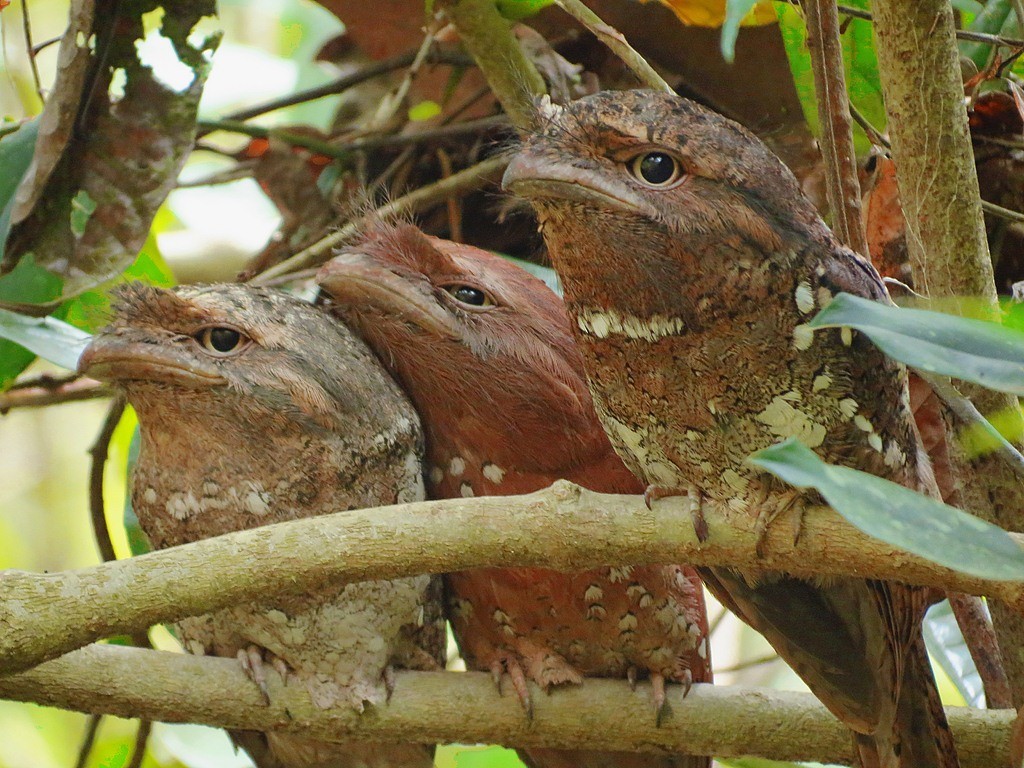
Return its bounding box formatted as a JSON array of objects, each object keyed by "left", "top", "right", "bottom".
[
  {"left": 3, "top": 481, "right": 1024, "bottom": 675},
  {"left": 0, "top": 644, "right": 1012, "bottom": 767},
  {"left": 871, "top": 0, "right": 1024, "bottom": 706}
]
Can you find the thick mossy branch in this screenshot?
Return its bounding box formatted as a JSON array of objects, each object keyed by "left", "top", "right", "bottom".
[
  {"left": 0, "top": 644, "right": 1012, "bottom": 767},
  {"left": 872, "top": 0, "right": 1024, "bottom": 705},
  {"left": 2, "top": 481, "right": 1024, "bottom": 675},
  {"left": 445, "top": 0, "right": 545, "bottom": 130}
]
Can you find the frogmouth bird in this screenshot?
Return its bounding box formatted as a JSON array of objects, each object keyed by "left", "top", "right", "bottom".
[
  {"left": 318, "top": 222, "right": 711, "bottom": 768},
  {"left": 504, "top": 90, "right": 958, "bottom": 768},
  {"left": 79, "top": 283, "right": 443, "bottom": 768}
]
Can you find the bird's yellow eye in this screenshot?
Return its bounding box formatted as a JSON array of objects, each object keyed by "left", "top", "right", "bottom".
[
  {"left": 445, "top": 285, "right": 495, "bottom": 308},
  {"left": 629, "top": 152, "right": 683, "bottom": 188},
  {"left": 196, "top": 326, "right": 250, "bottom": 355}
]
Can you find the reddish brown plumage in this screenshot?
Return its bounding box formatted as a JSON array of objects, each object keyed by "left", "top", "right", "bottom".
[
  {"left": 318, "top": 222, "right": 711, "bottom": 768},
  {"left": 505, "top": 90, "right": 959, "bottom": 768}
]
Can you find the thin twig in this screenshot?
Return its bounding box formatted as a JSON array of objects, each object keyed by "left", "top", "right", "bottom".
[
  {"left": 554, "top": 0, "right": 673, "bottom": 93},
  {"left": 947, "top": 591, "right": 1013, "bottom": 709},
  {"left": 196, "top": 115, "right": 509, "bottom": 160},
  {"left": 125, "top": 719, "right": 152, "bottom": 768},
  {"left": 715, "top": 653, "right": 782, "bottom": 674},
  {"left": 784, "top": 0, "right": 1024, "bottom": 48},
  {"left": 707, "top": 604, "right": 729, "bottom": 637},
  {"left": 249, "top": 155, "right": 508, "bottom": 285},
  {"left": 974, "top": 134, "right": 1024, "bottom": 150},
  {"left": 982, "top": 198, "right": 1024, "bottom": 224},
  {"left": 88, "top": 397, "right": 126, "bottom": 564},
  {"left": 0, "top": 376, "right": 110, "bottom": 413},
  {"left": 915, "top": 370, "right": 1024, "bottom": 477},
  {"left": 367, "top": 21, "right": 440, "bottom": 133},
  {"left": 30, "top": 33, "right": 61, "bottom": 55},
  {"left": 803, "top": 0, "right": 869, "bottom": 255},
  {"left": 20, "top": 0, "right": 43, "bottom": 103},
  {"left": 849, "top": 100, "right": 891, "bottom": 149},
  {"left": 257, "top": 267, "right": 319, "bottom": 289},
  {"left": 73, "top": 714, "right": 103, "bottom": 768},
  {"left": 436, "top": 147, "right": 463, "bottom": 242},
  {"left": 203, "top": 49, "right": 475, "bottom": 131}
]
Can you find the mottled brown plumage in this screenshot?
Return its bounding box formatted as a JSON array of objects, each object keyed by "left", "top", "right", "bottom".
[
  {"left": 79, "top": 283, "right": 443, "bottom": 768},
  {"left": 504, "top": 90, "right": 958, "bottom": 768},
  {"left": 317, "top": 222, "right": 710, "bottom": 768}
]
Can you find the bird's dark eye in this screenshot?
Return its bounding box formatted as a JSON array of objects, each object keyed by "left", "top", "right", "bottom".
[
  {"left": 196, "top": 326, "right": 249, "bottom": 355},
  {"left": 446, "top": 285, "right": 495, "bottom": 307},
  {"left": 629, "top": 152, "right": 683, "bottom": 188}
]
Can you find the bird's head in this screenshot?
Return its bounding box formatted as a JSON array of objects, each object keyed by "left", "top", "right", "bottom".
[
  {"left": 317, "top": 222, "right": 606, "bottom": 471},
  {"left": 79, "top": 283, "right": 406, "bottom": 437}
]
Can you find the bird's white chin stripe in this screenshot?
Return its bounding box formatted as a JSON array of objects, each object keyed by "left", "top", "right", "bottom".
[{"left": 576, "top": 307, "right": 686, "bottom": 341}]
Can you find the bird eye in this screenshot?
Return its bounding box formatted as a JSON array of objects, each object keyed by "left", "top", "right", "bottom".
[
  {"left": 445, "top": 285, "right": 495, "bottom": 307},
  {"left": 629, "top": 152, "right": 683, "bottom": 188},
  {"left": 196, "top": 326, "right": 249, "bottom": 355}
]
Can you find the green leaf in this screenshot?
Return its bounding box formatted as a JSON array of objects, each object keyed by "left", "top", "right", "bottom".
[
  {"left": 959, "top": 0, "right": 1012, "bottom": 69},
  {"left": 0, "top": 306, "right": 92, "bottom": 371},
  {"left": 721, "top": 0, "right": 759, "bottom": 62},
  {"left": 0, "top": 253, "right": 64, "bottom": 388},
  {"left": 0, "top": 119, "right": 40, "bottom": 262},
  {"left": 840, "top": 0, "right": 885, "bottom": 154},
  {"left": 500, "top": 254, "right": 562, "bottom": 296},
  {"left": 496, "top": 0, "right": 555, "bottom": 21},
  {"left": 749, "top": 439, "right": 1024, "bottom": 581},
  {"left": 409, "top": 100, "right": 442, "bottom": 122},
  {"left": 808, "top": 292, "right": 1024, "bottom": 395},
  {"left": 775, "top": 3, "right": 817, "bottom": 137},
  {"left": 923, "top": 599, "right": 982, "bottom": 707}
]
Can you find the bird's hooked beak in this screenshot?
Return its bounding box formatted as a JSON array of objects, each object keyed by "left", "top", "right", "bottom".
[
  {"left": 502, "top": 153, "right": 653, "bottom": 216},
  {"left": 317, "top": 252, "right": 456, "bottom": 340},
  {"left": 78, "top": 332, "right": 227, "bottom": 387}
]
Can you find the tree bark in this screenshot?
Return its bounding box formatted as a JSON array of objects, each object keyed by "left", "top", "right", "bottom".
[
  {"left": 2, "top": 481, "right": 1023, "bottom": 675},
  {"left": 872, "top": 0, "right": 1024, "bottom": 705},
  {"left": 0, "top": 644, "right": 1012, "bottom": 767}
]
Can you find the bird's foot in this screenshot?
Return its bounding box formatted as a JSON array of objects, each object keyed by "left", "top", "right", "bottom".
[
  {"left": 752, "top": 488, "right": 804, "bottom": 557},
  {"left": 644, "top": 484, "right": 708, "bottom": 543},
  {"left": 491, "top": 656, "right": 534, "bottom": 719},
  {"left": 237, "top": 645, "right": 288, "bottom": 704},
  {"left": 491, "top": 646, "right": 583, "bottom": 720},
  {"left": 651, "top": 672, "right": 669, "bottom": 727}
]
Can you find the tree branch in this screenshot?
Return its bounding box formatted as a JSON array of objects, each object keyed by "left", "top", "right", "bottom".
[
  {"left": 445, "top": 0, "right": 545, "bottom": 130},
  {"left": 0, "top": 644, "right": 1011, "bottom": 767},
  {"left": 247, "top": 155, "right": 507, "bottom": 285},
  {"left": 802, "top": 0, "right": 869, "bottom": 256},
  {"left": 871, "top": 0, "right": 1024, "bottom": 706},
  {"left": 3, "top": 481, "right": 1024, "bottom": 675}
]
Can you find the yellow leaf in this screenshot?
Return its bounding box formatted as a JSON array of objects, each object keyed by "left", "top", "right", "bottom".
[{"left": 644, "top": 0, "right": 777, "bottom": 28}]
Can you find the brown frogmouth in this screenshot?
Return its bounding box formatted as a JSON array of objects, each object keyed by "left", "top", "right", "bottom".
[
  {"left": 504, "top": 91, "right": 959, "bottom": 768},
  {"left": 79, "top": 283, "right": 443, "bottom": 768}
]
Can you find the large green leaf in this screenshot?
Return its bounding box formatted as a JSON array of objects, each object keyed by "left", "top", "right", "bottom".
[
  {"left": 775, "top": 3, "right": 817, "bottom": 137},
  {"left": 749, "top": 439, "right": 1024, "bottom": 581},
  {"left": 0, "top": 253, "right": 64, "bottom": 388},
  {"left": 808, "top": 292, "right": 1024, "bottom": 395},
  {"left": 840, "top": 0, "right": 885, "bottom": 154},
  {"left": 0, "top": 307, "right": 92, "bottom": 372},
  {"left": 0, "top": 119, "right": 40, "bottom": 263}
]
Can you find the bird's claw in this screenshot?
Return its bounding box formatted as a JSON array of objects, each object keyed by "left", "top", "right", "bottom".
[
  {"left": 238, "top": 645, "right": 271, "bottom": 705},
  {"left": 651, "top": 672, "right": 669, "bottom": 727},
  {"left": 645, "top": 484, "right": 709, "bottom": 543}
]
